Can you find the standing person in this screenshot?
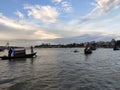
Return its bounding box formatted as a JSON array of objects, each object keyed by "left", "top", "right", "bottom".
[
  {"left": 8, "top": 47, "right": 12, "bottom": 57},
  {"left": 85, "top": 43, "right": 89, "bottom": 50},
  {"left": 6, "top": 42, "right": 9, "bottom": 50},
  {"left": 31, "top": 46, "right": 34, "bottom": 54},
  {"left": 11, "top": 48, "right": 15, "bottom": 57}
]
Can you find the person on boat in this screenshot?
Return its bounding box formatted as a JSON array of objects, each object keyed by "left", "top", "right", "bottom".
[
  {"left": 85, "top": 43, "right": 90, "bottom": 50},
  {"left": 11, "top": 48, "right": 15, "bottom": 57},
  {"left": 8, "top": 47, "right": 12, "bottom": 57},
  {"left": 84, "top": 43, "right": 92, "bottom": 54},
  {"left": 31, "top": 46, "right": 34, "bottom": 54}
]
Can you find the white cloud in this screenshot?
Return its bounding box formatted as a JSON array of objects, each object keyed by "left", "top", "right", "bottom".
[
  {"left": 52, "top": 0, "right": 72, "bottom": 12},
  {"left": 0, "top": 13, "right": 37, "bottom": 30},
  {"left": 52, "top": 0, "right": 63, "bottom": 3},
  {"left": 85, "top": 0, "right": 120, "bottom": 18},
  {"left": 15, "top": 10, "right": 24, "bottom": 19},
  {"left": 0, "top": 13, "right": 61, "bottom": 39},
  {"left": 34, "top": 31, "right": 60, "bottom": 39},
  {"left": 24, "top": 5, "right": 59, "bottom": 23},
  {"left": 53, "top": 11, "right": 120, "bottom": 39},
  {"left": 61, "top": 1, "right": 72, "bottom": 12}
]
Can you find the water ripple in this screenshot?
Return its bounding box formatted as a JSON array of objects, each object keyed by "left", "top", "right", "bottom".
[{"left": 0, "top": 48, "right": 120, "bottom": 90}]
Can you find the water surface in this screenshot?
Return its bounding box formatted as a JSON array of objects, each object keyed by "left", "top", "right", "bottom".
[{"left": 0, "top": 48, "right": 120, "bottom": 90}]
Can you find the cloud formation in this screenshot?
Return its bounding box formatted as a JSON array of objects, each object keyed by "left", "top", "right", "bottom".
[
  {"left": 0, "top": 0, "right": 120, "bottom": 41},
  {"left": 52, "top": 0, "right": 63, "bottom": 3},
  {"left": 85, "top": 0, "right": 120, "bottom": 18},
  {"left": 52, "top": 0, "right": 72, "bottom": 12},
  {"left": 34, "top": 31, "right": 60, "bottom": 39},
  {"left": 15, "top": 10, "right": 24, "bottom": 19},
  {"left": 24, "top": 5, "right": 59, "bottom": 23},
  {"left": 0, "top": 13, "right": 41, "bottom": 31},
  {"left": 0, "top": 13, "right": 60, "bottom": 39}
]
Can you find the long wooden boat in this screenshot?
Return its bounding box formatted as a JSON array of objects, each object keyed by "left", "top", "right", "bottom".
[{"left": 0, "top": 52, "right": 37, "bottom": 60}]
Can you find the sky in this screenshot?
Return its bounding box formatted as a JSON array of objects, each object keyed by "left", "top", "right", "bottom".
[{"left": 0, "top": 0, "right": 120, "bottom": 40}]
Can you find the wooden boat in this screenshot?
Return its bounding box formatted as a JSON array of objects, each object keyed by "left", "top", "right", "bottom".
[
  {"left": 74, "top": 49, "right": 79, "bottom": 53},
  {"left": 0, "top": 52, "right": 37, "bottom": 60}
]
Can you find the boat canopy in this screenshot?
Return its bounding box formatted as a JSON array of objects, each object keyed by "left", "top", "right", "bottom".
[{"left": 13, "top": 48, "right": 26, "bottom": 57}]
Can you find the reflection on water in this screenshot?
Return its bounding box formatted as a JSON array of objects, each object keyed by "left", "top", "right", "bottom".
[{"left": 0, "top": 48, "right": 120, "bottom": 90}]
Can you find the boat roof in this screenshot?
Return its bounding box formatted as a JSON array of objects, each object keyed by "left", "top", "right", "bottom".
[{"left": 13, "top": 48, "right": 25, "bottom": 51}]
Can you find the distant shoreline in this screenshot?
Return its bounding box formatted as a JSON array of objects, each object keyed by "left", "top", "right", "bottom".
[
  {"left": 34, "top": 42, "right": 114, "bottom": 48},
  {"left": 0, "top": 40, "right": 119, "bottom": 49}
]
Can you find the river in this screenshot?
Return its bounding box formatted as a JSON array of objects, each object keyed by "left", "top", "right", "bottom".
[{"left": 0, "top": 48, "right": 120, "bottom": 90}]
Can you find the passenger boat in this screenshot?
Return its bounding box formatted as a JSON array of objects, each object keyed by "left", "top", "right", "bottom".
[
  {"left": 0, "top": 52, "right": 37, "bottom": 60},
  {"left": 0, "top": 47, "right": 37, "bottom": 60}
]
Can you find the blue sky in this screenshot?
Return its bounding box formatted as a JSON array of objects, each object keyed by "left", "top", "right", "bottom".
[{"left": 0, "top": 0, "right": 120, "bottom": 40}]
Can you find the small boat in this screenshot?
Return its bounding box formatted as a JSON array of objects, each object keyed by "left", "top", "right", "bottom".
[
  {"left": 73, "top": 49, "right": 79, "bottom": 53},
  {"left": 91, "top": 46, "right": 96, "bottom": 50},
  {"left": 0, "top": 52, "right": 37, "bottom": 60},
  {"left": 113, "top": 46, "right": 119, "bottom": 50},
  {"left": 84, "top": 48, "right": 92, "bottom": 54}
]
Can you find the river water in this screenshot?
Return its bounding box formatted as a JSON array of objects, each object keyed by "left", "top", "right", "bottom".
[{"left": 0, "top": 48, "right": 120, "bottom": 90}]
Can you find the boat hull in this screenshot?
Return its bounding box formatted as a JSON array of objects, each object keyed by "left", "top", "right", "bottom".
[{"left": 0, "top": 52, "right": 37, "bottom": 60}]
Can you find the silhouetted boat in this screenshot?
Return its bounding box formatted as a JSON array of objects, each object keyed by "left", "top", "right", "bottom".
[
  {"left": 112, "top": 40, "right": 120, "bottom": 51},
  {"left": 84, "top": 48, "right": 92, "bottom": 54},
  {"left": 113, "top": 46, "right": 119, "bottom": 50},
  {"left": 90, "top": 41, "right": 97, "bottom": 50},
  {"left": 0, "top": 52, "right": 37, "bottom": 60},
  {"left": 91, "top": 46, "right": 96, "bottom": 50},
  {"left": 113, "top": 45, "right": 120, "bottom": 50},
  {"left": 73, "top": 49, "right": 79, "bottom": 53}
]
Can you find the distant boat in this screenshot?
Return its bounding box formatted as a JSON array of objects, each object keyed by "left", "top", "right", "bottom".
[
  {"left": 73, "top": 49, "right": 79, "bottom": 53},
  {"left": 90, "top": 42, "right": 97, "bottom": 50},
  {"left": 84, "top": 48, "right": 92, "bottom": 54},
  {"left": 0, "top": 52, "right": 37, "bottom": 60},
  {"left": 91, "top": 46, "right": 96, "bottom": 50},
  {"left": 113, "top": 46, "right": 119, "bottom": 50},
  {"left": 113, "top": 41, "right": 120, "bottom": 51}
]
